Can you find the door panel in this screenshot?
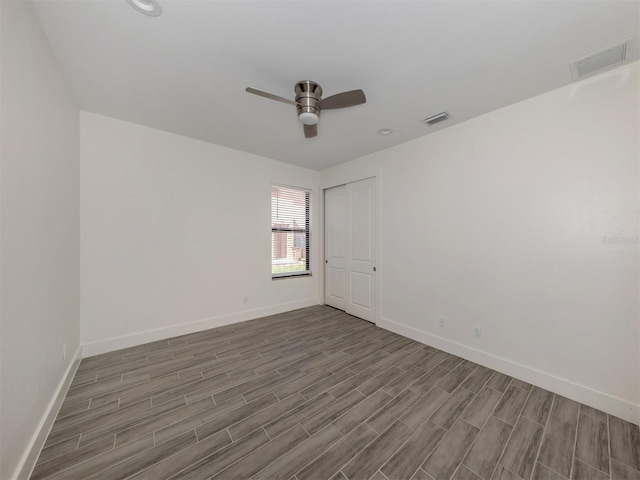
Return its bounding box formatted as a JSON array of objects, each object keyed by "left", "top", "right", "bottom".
[
  {"left": 328, "top": 268, "right": 346, "bottom": 299},
  {"left": 324, "top": 185, "right": 347, "bottom": 310},
  {"left": 324, "top": 178, "right": 376, "bottom": 322},
  {"left": 346, "top": 178, "right": 376, "bottom": 322},
  {"left": 350, "top": 187, "right": 372, "bottom": 262},
  {"left": 350, "top": 271, "right": 372, "bottom": 308}
]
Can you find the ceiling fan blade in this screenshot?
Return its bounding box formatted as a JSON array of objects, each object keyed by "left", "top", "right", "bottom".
[
  {"left": 304, "top": 124, "right": 317, "bottom": 138},
  {"left": 245, "top": 87, "right": 296, "bottom": 106},
  {"left": 319, "top": 89, "right": 366, "bottom": 110}
]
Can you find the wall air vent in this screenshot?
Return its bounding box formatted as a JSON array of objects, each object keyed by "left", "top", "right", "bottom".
[
  {"left": 422, "top": 111, "right": 450, "bottom": 126},
  {"left": 570, "top": 38, "right": 634, "bottom": 81}
]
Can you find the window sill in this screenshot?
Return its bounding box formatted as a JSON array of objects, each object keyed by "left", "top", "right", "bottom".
[{"left": 272, "top": 272, "right": 312, "bottom": 280}]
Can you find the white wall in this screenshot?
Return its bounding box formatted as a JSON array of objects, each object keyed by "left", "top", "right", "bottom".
[
  {"left": 0, "top": 1, "right": 81, "bottom": 478},
  {"left": 80, "top": 112, "right": 321, "bottom": 354},
  {"left": 322, "top": 62, "right": 639, "bottom": 423}
]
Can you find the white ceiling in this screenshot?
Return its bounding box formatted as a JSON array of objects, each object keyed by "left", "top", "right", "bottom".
[{"left": 33, "top": 0, "right": 639, "bottom": 171}]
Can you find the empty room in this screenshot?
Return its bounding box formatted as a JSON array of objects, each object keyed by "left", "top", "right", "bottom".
[{"left": 1, "top": 0, "right": 639, "bottom": 479}]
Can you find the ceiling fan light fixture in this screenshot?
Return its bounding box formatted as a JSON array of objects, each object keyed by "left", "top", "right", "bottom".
[
  {"left": 126, "top": 0, "right": 162, "bottom": 17},
  {"left": 245, "top": 81, "right": 366, "bottom": 138},
  {"left": 299, "top": 112, "right": 319, "bottom": 125}
]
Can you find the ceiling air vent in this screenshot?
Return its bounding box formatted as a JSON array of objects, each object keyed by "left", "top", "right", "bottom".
[
  {"left": 422, "top": 111, "right": 450, "bottom": 126},
  {"left": 570, "top": 38, "right": 634, "bottom": 81}
]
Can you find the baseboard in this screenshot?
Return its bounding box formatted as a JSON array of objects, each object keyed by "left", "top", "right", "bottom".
[
  {"left": 378, "top": 316, "right": 640, "bottom": 426},
  {"left": 82, "top": 299, "right": 321, "bottom": 357},
  {"left": 14, "top": 346, "right": 83, "bottom": 480}
]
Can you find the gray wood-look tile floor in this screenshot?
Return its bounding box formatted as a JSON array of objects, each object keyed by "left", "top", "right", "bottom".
[{"left": 32, "top": 306, "right": 640, "bottom": 480}]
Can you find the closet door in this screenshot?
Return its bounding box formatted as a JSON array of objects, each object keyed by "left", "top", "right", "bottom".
[
  {"left": 324, "top": 185, "right": 347, "bottom": 311},
  {"left": 345, "top": 178, "right": 376, "bottom": 322},
  {"left": 324, "top": 178, "right": 376, "bottom": 322}
]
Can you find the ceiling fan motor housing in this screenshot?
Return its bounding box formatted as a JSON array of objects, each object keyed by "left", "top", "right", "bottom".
[{"left": 295, "top": 81, "right": 322, "bottom": 122}]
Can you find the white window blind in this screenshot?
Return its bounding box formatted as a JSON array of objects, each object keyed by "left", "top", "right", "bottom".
[{"left": 271, "top": 185, "right": 311, "bottom": 278}]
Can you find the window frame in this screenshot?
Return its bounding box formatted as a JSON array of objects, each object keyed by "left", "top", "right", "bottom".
[{"left": 271, "top": 185, "right": 312, "bottom": 279}]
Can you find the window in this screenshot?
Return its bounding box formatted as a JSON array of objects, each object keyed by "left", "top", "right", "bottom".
[{"left": 271, "top": 185, "right": 311, "bottom": 278}]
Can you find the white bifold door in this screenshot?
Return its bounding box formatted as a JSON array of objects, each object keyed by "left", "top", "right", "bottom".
[{"left": 324, "top": 177, "right": 376, "bottom": 322}]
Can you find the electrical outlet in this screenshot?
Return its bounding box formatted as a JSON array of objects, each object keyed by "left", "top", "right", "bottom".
[
  {"left": 473, "top": 327, "right": 482, "bottom": 339},
  {"left": 439, "top": 316, "right": 446, "bottom": 327},
  {"left": 243, "top": 296, "right": 248, "bottom": 304},
  {"left": 63, "top": 344, "right": 67, "bottom": 360}
]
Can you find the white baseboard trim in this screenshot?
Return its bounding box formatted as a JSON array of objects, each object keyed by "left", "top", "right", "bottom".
[
  {"left": 14, "top": 346, "right": 83, "bottom": 480},
  {"left": 82, "top": 299, "right": 321, "bottom": 357},
  {"left": 378, "top": 316, "right": 639, "bottom": 426}
]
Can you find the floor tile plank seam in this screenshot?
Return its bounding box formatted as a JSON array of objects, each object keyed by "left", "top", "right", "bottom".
[
  {"left": 304, "top": 421, "right": 384, "bottom": 480},
  {"left": 488, "top": 384, "right": 537, "bottom": 480},
  {"left": 438, "top": 384, "right": 491, "bottom": 432},
  {"left": 247, "top": 423, "right": 344, "bottom": 480},
  {"left": 43, "top": 421, "right": 100, "bottom": 454},
  {"left": 576, "top": 410, "right": 618, "bottom": 479},
  {"left": 457, "top": 460, "right": 485, "bottom": 480},
  {"left": 35, "top": 435, "right": 85, "bottom": 471},
  {"left": 52, "top": 396, "right": 183, "bottom": 452},
  {"left": 327, "top": 390, "right": 339, "bottom": 400},
  {"left": 437, "top": 416, "right": 483, "bottom": 480},
  {"left": 36, "top": 434, "right": 120, "bottom": 480},
  {"left": 459, "top": 383, "right": 501, "bottom": 428},
  {"left": 474, "top": 369, "right": 498, "bottom": 396},
  {"left": 457, "top": 411, "right": 509, "bottom": 480},
  {"left": 68, "top": 372, "right": 124, "bottom": 393},
  {"left": 357, "top": 418, "right": 418, "bottom": 476},
  {"left": 389, "top": 418, "right": 446, "bottom": 479},
  {"left": 492, "top": 383, "right": 536, "bottom": 474},
  {"left": 520, "top": 393, "right": 555, "bottom": 480},
  {"left": 529, "top": 393, "right": 559, "bottom": 480},
  {"left": 536, "top": 462, "right": 571, "bottom": 480},
  {"left": 566, "top": 403, "right": 582, "bottom": 480},
  {"left": 224, "top": 426, "right": 234, "bottom": 444},
  {"left": 71, "top": 365, "right": 377, "bottom": 447},
  {"left": 501, "top": 464, "right": 525, "bottom": 480},
  {"left": 606, "top": 413, "right": 612, "bottom": 479}
]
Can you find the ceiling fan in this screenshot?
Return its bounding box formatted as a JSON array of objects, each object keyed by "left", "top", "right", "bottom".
[{"left": 245, "top": 81, "right": 366, "bottom": 138}]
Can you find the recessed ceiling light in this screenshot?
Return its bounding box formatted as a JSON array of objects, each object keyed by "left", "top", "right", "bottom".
[
  {"left": 126, "top": 0, "right": 162, "bottom": 17},
  {"left": 378, "top": 128, "right": 393, "bottom": 135}
]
